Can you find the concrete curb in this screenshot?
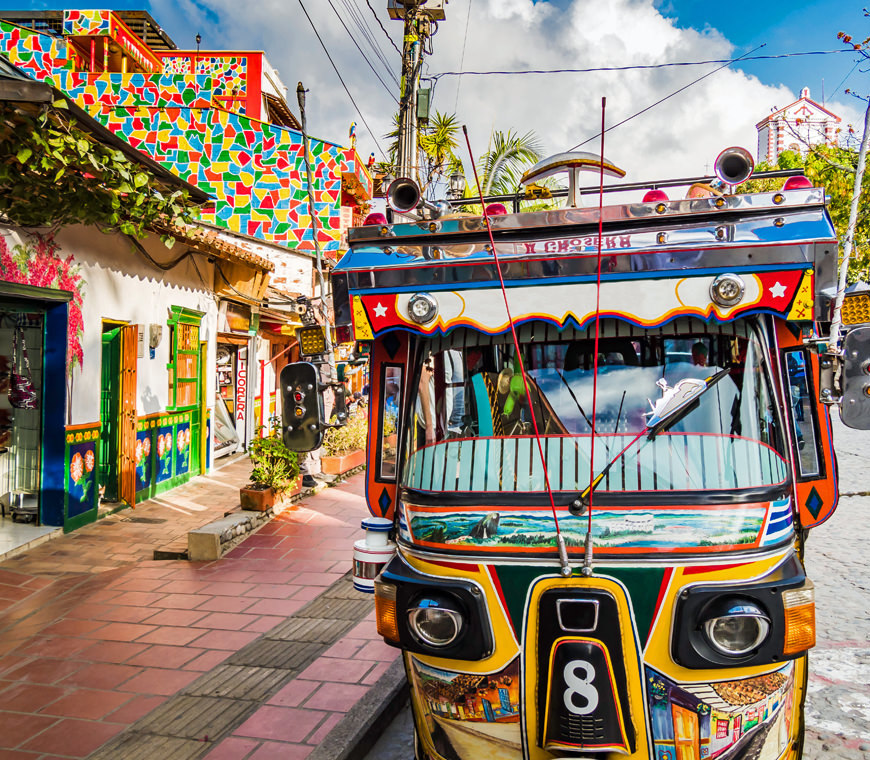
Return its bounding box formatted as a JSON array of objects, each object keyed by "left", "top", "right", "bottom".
[{"left": 308, "top": 657, "right": 409, "bottom": 760}]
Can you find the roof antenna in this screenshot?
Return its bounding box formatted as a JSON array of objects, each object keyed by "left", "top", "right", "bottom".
[
  {"left": 462, "top": 125, "right": 572, "bottom": 578},
  {"left": 582, "top": 96, "right": 608, "bottom": 578}
]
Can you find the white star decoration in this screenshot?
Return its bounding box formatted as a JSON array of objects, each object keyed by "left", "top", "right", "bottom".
[
  {"left": 373, "top": 302, "right": 388, "bottom": 318},
  {"left": 769, "top": 282, "right": 787, "bottom": 299}
]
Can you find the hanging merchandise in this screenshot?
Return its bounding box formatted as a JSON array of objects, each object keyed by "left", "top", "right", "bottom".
[{"left": 8, "top": 328, "right": 38, "bottom": 410}]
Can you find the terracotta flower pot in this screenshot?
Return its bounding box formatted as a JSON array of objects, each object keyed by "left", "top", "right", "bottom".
[
  {"left": 321, "top": 448, "right": 365, "bottom": 475},
  {"left": 240, "top": 484, "right": 276, "bottom": 512}
]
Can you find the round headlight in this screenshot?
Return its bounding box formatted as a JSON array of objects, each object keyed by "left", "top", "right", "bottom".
[
  {"left": 408, "top": 595, "right": 463, "bottom": 647},
  {"left": 703, "top": 600, "right": 770, "bottom": 656},
  {"left": 408, "top": 293, "right": 438, "bottom": 324},
  {"left": 709, "top": 273, "right": 745, "bottom": 307}
]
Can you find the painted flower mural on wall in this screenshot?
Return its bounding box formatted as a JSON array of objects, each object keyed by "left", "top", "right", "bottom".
[
  {"left": 69, "top": 447, "right": 94, "bottom": 503},
  {"left": 157, "top": 431, "right": 173, "bottom": 476},
  {"left": 0, "top": 234, "right": 85, "bottom": 373}
]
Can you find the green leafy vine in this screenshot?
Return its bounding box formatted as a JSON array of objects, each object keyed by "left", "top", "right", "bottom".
[{"left": 0, "top": 99, "right": 197, "bottom": 240}]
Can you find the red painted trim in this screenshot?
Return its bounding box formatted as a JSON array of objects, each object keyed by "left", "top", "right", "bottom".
[
  {"left": 682, "top": 563, "right": 750, "bottom": 575},
  {"left": 246, "top": 52, "right": 262, "bottom": 121}
]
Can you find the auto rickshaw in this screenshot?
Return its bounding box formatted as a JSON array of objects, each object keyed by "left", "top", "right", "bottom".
[{"left": 281, "top": 146, "right": 870, "bottom": 760}]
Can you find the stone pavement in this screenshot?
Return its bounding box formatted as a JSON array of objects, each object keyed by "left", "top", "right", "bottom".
[
  {"left": 0, "top": 457, "right": 402, "bottom": 760},
  {"left": 802, "top": 417, "right": 870, "bottom": 760}
]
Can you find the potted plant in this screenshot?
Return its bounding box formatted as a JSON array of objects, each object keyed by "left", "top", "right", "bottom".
[
  {"left": 241, "top": 422, "right": 300, "bottom": 511},
  {"left": 321, "top": 408, "right": 368, "bottom": 475}
]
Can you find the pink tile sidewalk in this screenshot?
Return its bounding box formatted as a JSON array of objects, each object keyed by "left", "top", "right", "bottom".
[{"left": 0, "top": 471, "right": 398, "bottom": 759}]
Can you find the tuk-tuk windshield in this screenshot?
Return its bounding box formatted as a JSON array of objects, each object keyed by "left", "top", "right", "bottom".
[{"left": 403, "top": 317, "right": 787, "bottom": 494}]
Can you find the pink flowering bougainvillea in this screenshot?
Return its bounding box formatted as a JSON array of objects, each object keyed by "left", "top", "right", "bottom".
[{"left": 0, "top": 234, "right": 85, "bottom": 374}]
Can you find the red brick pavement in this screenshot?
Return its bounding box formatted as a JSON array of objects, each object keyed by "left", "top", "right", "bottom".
[{"left": 0, "top": 465, "right": 399, "bottom": 759}]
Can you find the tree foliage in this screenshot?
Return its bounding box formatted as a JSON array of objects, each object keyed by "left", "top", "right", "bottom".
[
  {"left": 738, "top": 147, "right": 870, "bottom": 282},
  {"left": 380, "top": 112, "right": 544, "bottom": 203},
  {"left": 0, "top": 100, "right": 196, "bottom": 241}
]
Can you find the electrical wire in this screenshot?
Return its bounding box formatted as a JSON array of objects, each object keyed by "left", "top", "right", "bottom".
[
  {"left": 364, "top": 0, "right": 403, "bottom": 57},
  {"left": 430, "top": 48, "right": 852, "bottom": 79},
  {"left": 296, "top": 0, "right": 389, "bottom": 161},
  {"left": 326, "top": 0, "right": 399, "bottom": 104},
  {"left": 832, "top": 59, "right": 862, "bottom": 98},
  {"left": 453, "top": 0, "right": 472, "bottom": 113},
  {"left": 339, "top": 0, "right": 400, "bottom": 87},
  {"left": 567, "top": 44, "right": 765, "bottom": 152}
]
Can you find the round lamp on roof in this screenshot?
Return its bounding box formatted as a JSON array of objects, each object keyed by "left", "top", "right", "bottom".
[
  {"left": 783, "top": 175, "right": 813, "bottom": 190},
  {"left": 642, "top": 189, "right": 669, "bottom": 203}
]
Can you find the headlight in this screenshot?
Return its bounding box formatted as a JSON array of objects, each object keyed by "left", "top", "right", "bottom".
[
  {"left": 702, "top": 599, "right": 770, "bottom": 656},
  {"left": 408, "top": 594, "right": 464, "bottom": 647}
]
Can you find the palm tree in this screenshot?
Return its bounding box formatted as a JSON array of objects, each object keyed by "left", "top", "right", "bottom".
[
  {"left": 476, "top": 129, "right": 543, "bottom": 197},
  {"left": 380, "top": 117, "right": 545, "bottom": 204},
  {"left": 419, "top": 112, "right": 462, "bottom": 194},
  {"left": 381, "top": 111, "right": 462, "bottom": 195}
]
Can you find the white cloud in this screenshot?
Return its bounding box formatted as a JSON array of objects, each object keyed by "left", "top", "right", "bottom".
[{"left": 149, "top": 0, "right": 860, "bottom": 186}]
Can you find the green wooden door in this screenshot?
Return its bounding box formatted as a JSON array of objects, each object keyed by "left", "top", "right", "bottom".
[{"left": 99, "top": 327, "right": 122, "bottom": 502}]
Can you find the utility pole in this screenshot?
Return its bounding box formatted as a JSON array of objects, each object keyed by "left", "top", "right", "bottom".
[
  {"left": 397, "top": 4, "right": 422, "bottom": 181},
  {"left": 389, "top": 0, "right": 446, "bottom": 182},
  {"left": 296, "top": 81, "right": 335, "bottom": 382}
]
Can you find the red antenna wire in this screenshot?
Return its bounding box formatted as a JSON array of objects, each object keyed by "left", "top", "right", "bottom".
[
  {"left": 462, "top": 125, "right": 571, "bottom": 577},
  {"left": 583, "top": 97, "right": 608, "bottom": 576}
]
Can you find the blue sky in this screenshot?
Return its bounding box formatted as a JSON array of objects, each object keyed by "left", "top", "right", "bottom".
[{"left": 654, "top": 0, "right": 866, "bottom": 105}]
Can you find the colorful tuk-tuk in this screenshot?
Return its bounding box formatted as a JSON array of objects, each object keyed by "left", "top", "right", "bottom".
[{"left": 282, "top": 146, "right": 870, "bottom": 760}]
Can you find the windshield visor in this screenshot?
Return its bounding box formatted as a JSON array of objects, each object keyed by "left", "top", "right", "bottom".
[{"left": 404, "top": 318, "right": 787, "bottom": 495}]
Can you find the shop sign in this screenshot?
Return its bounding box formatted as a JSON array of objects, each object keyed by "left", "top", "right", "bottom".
[{"left": 236, "top": 364, "right": 247, "bottom": 421}]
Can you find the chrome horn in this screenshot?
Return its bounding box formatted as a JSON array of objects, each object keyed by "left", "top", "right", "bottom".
[
  {"left": 386, "top": 177, "right": 446, "bottom": 219},
  {"left": 714, "top": 146, "right": 754, "bottom": 186},
  {"left": 387, "top": 177, "right": 422, "bottom": 213}
]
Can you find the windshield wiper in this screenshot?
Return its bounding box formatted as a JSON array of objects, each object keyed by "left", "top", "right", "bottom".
[{"left": 571, "top": 368, "right": 730, "bottom": 514}]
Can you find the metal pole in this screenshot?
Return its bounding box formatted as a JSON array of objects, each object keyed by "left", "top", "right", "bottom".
[
  {"left": 296, "top": 82, "right": 335, "bottom": 381},
  {"left": 829, "top": 95, "right": 870, "bottom": 353}
]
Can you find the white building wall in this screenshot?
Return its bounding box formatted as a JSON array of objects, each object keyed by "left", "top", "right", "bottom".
[{"left": 53, "top": 225, "right": 218, "bottom": 426}]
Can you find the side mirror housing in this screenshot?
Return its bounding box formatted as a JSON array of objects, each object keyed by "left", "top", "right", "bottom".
[
  {"left": 280, "top": 362, "right": 324, "bottom": 451},
  {"left": 840, "top": 326, "right": 870, "bottom": 429}
]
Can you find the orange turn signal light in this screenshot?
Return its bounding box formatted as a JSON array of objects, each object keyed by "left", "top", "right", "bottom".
[
  {"left": 782, "top": 581, "right": 815, "bottom": 655},
  {"left": 374, "top": 581, "right": 399, "bottom": 643}
]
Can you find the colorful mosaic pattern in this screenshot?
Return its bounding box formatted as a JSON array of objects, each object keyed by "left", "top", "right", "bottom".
[
  {"left": 160, "top": 54, "right": 251, "bottom": 114},
  {"left": 0, "top": 20, "right": 347, "bottom": 250},
  {"left": 0, "top": 22, "right": 72, "bottom": 82},
  {"left": 62, "top": 10, "right": 111, "bottom": 37},
  {"left": 59, "top": 72, "right": 213, "bottom": 109}
]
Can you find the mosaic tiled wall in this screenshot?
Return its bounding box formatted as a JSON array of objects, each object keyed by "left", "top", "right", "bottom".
[
  {"left": 0, "top": 22, "right": 72, "bottom": 81},
  {"left": 159, "top": 54, "right": 254, "bottom": 116},
  {"left": 0, "top": 21, "right": 345, "bottom": 251},
  {"left": 62, "top": 10, "right": 111, "bottom": 37}
]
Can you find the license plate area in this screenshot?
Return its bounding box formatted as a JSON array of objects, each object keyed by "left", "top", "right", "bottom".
[
  {"left": 543, "top": 639, "right": 630, "bottom": 754},
  {"left": 536, "top": 589, "right": 635, "bottom": 755}
]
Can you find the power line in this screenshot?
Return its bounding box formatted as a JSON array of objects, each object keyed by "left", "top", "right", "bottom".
[
  {"left": 295, "top": 0, "right": 388, "bottom": 160},
  {"left": 364, "top": 0, "right": 402, "bottom": 57},
  {"left": 567, "top": 44, "right": 765, "bottom": 152},
  {"left": 454, "top": 0, "right": 472, "bottom": 113},
  {"left": 339, "top": 0, "right": 399, "bottom": 86},
  {"left": 432, "top": 48, "right": 853, "bottom": 79},
  {"left": 832, "top": 60, "right": 862, "bottom": 98},
  {"left": 326, "top": 0, "right": 399, "bottom": 104}
]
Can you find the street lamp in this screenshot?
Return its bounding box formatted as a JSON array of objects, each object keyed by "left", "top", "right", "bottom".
[{"left": 449, "top": 171, "right": 465, "bottom": 199}]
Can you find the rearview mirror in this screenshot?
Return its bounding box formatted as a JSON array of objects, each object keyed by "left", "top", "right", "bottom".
[
  {"left": 280, "top": 362, "right": 324, "bottom": 451},
  {"left": 840, "top": 326, "right": 870, "bottom": 429}
]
